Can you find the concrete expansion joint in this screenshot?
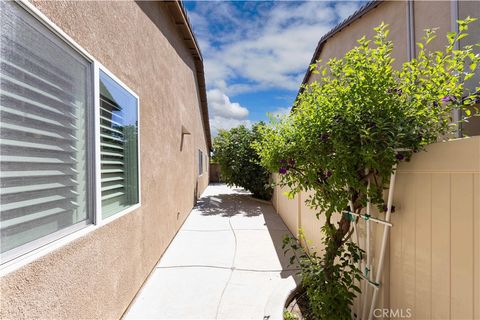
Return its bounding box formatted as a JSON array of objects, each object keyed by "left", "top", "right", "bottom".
[
  {"left": 215, "top": 200, "right": 239, "bottom": 320},
  {"left": 182, "top": 229, "right": 232, "bottom": 232},
  {"left": 182, "top": 228, "right": 274, "bottom": 232},
  {"left": 155, "top": 265, "right": 300, "bottom": 273},
  {"left": 156, "top": 265, "right": 231, "bottom": 270}
]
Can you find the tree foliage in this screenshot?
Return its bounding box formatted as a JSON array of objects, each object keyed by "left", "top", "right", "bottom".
[
  {"left": 254, "top": 20, "right": 479, "bottom": 320},
  {"left": 213, "top": 123, "right": 273, "bottom": 200}
]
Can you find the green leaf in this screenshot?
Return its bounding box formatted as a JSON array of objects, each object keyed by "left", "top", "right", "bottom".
[{"left": 254, "top": 22, "right": 480, "bottom": 320}]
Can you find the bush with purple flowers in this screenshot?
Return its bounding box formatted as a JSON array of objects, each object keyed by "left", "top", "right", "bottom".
[{"left": 254, "top": 19, "right": 479, "bottom": 320}]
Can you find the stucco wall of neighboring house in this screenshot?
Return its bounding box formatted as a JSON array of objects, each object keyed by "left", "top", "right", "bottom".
[
  {"left": 272, "top": 137, "right": 480, "bottom": 319},
  {"left": 459, "top": 0, "right": 480, "bottom": 93},
  {"left": 1, "top": 1, "right": 210, "bottom": 319},
  {"left": 309, "top": 0, "right": 408, "bottom": 84},
  {"left": 413, "top": 0, "right": 451, "bottom": 52},
  {"left": 308, "top": 0, "right": 457, "bottom": 80},
  {"left": 459, "top": 1, "right": 480, "bottom": 137}
]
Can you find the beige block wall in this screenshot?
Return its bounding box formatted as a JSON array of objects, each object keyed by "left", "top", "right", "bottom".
[
  {"left": 1, "top": 1, "right": 209, "bottom": 319},
  {"left": 272, "top": 137, "right": 480, "bottom": 319}
]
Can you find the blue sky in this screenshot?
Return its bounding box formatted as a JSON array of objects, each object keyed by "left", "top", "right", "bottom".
[{"left": 184, "top": 1, "right": 365, "bottom": 135}]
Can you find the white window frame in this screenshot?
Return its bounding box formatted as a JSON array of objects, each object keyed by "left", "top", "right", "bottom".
[
  {"left": 198, "top": 149, "right": 204, "bottom": 176},
  {"left": 95, "top": 64, "right": 141, "bottom": 226},
  {"left": 0, "top": 0, "right": 141, "bottom": 275}
]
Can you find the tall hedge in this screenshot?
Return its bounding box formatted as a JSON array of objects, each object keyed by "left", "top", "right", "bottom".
[{"left": 213, "top": 123, "right": 272, "bottom": 200}]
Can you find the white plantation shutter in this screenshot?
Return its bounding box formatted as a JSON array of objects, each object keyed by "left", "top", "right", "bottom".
[
  {"left": 99, "top": 72, "right": 138, "bottom": 218},
  {"left": 0, "top": 2, "right": 92, "bottom": 257}
]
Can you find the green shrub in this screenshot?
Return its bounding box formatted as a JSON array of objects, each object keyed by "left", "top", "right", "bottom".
[
  {"left": 284, "top": 234, "right": 362, "bottom": 320},
  {"left": 283, "top": 310, "right": 299, "bottom": 320},
  {"left": 255, "top": 20, "right": 479, "bottom": 320},
  {"left": 213, "top": 123, "right": 272, "bottom": 200}
]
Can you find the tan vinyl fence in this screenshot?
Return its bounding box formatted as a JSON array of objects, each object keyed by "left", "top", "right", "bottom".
[{"left": 272, "top": 137, "right": 480, "bottom": 319}]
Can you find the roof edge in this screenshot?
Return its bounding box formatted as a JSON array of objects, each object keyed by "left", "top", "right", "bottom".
[
  {"left": 294, "top": 0, "right": 383, "bottom": 105},
  {"left": 167, "top": 0, "right": 212, "bottom": 151},
  {"left": 176, "top": 0, "right": 203, "bottom": 62}
]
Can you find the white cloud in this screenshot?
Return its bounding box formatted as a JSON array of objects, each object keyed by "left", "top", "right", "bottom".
[
  {"left": 335, "top": 2, "right": 363, "bottom": 21},
  {"left": 207, "top": 89, "right": 249, "bottom": 119},
  {"left": 186, "top": 1, "right": 365, "bottom": 135},
  {"left": 209, "top": 116, "right": 252, "bottom": 137},
  {"left": 189, "top": 1, "right": 364, "bottom": 95},
  {"left": 207, "top": 88, "right": 250, "bottom": 136}
]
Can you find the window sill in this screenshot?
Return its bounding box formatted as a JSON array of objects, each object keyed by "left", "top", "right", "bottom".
[{"left": 0, "top": 203, "right": 141, "bottom": 277}]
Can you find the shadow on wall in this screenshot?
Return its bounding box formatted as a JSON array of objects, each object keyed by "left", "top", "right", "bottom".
[
  {"left": 194, "top": 180, "right": 198, "bottom": 206},
  {"left": 194, "top": 189, "right": 299, "bottom": 278}
]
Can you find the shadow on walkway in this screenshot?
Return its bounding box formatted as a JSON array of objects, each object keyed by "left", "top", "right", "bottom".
[{"left": 124, "top": 184, "right": 299, "bottom": 320}]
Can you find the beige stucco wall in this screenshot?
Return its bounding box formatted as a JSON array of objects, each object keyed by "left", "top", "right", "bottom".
[
  {"left": 1, "top": 1, "right": 210, "bottom": 319},
  {"left": 459, "top": 2, "right": 480, "bottom": 136},
  {"left": 413, "top": 0, "right": 451, "bottom": 52},
  {"left": 272, "top": 137, "right": 480, "bottom": 319},
  {"left": 309, "top": 0, "right": 461, "bottom": 77},
  {"left": 459, "top": 1, "right": 480, "bottom": 93},
  {"left": 309, "top": 0, "right": 408, "bottom": 84}
]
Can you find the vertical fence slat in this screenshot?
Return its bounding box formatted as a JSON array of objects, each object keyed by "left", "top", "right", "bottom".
[
  {"left": 431, "top": 173, "right": 452, "bottom": 319},
  {"left": 414, "top": 173, "right": 432, "bottom": 319},
  {"left": 390, "top": 173, "right": 406, "bottom": 313},
  {"left": 474, "top": 173, "right": 480, "bottom": 320},
  {"left": 451, "top": 173, "right": 474, "bottom": 319},
  {"left": 401, "top": 173, "right": 417, "bottom": 315}
]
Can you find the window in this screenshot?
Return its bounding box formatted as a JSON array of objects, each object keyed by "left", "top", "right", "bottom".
[
  {"left": 198, "top": 150, "right": 203, "bottom": 175},
  {"left": 0, "top": 1, "right": 93, "bottom": 260},
  {"left": 0, "top": 1, "right": 140, "bottom": 264},
  {"left": 99, "top": 71, "right": 139, "bottom": 218}
]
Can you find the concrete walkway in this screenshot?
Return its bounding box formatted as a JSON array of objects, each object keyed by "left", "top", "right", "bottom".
[{"left": 124, "top": 184, "right": 299, "bottom": 320}]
